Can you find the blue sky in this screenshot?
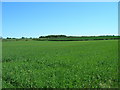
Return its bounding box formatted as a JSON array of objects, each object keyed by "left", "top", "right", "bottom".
[{"left": 2, "top": 2, "right": 118, "bottom": 38}]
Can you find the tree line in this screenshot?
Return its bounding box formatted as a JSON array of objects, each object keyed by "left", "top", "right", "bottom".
[{"left": 2, "top": 35, "right": 119, "bottom": 40}]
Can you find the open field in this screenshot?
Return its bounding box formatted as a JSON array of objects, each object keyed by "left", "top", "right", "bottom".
[{"left": 2, "top": 40, "right": 118, "bottom": 88}]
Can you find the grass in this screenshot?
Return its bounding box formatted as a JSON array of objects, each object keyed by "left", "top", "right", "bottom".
[{"left": 2, "top": 40, "right": 118, "bottom": 88}]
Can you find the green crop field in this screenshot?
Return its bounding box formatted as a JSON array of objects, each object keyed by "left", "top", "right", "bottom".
[{"left": 2, "top": 40, "right": 118, "bottom": 88}]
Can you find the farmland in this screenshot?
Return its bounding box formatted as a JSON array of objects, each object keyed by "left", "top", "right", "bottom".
[{"left": 2, "top": 40, "right": 118, "bottom": 88}]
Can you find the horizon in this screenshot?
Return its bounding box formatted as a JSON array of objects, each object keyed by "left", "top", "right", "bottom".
[
  {"left": 1, "top": 33, "right": 119, "bottom": 38},
  {"left": 0, "top": 34, "right": 120, "bottom": 39},
  {"left": 2, "top": 2, "right": 118, "bottom": 38}
]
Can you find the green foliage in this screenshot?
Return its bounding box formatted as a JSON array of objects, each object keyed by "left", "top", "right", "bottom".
[
  {"left": 39, "top": 35, "right": 67, "bottom": 38},
  {"left": 2, "top": 40, "right": 118, "bottom": 88},
  {"left": 6, "top": 37, "right": 11, "bottom": 39},
  {"left": 37, "top": 36, "right": 120, "bottom": 41},
  {"left": 21, "top": 37, "right": 25, "bottom": 39}
]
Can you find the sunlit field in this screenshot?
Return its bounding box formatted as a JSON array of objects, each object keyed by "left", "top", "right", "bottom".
[{"left": 2, "top": 40, "right": 118, "bottom": 88}]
